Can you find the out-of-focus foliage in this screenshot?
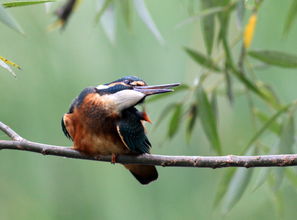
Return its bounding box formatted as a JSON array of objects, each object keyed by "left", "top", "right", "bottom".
[{"left": 2, "top": 0, "right": 297, "bottom": 219}]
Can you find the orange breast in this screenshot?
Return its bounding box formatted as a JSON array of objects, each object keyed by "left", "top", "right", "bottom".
[{"left": 65, "top": 93, "right": 129, "bottom": 155}]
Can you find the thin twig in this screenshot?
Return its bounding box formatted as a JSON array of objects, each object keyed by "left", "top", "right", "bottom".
[{"left": 1, "top": 121, "right": 297, "bottom": 168}]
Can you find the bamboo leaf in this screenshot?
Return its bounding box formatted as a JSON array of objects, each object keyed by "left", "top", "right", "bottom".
[
  {"left": 213, "top": 168, "right": 236, "bottom": 208},
  {"left": 236, "top": 0, "right": 245, "bottom": 29},
  {"left": 200, "top": 0, "right": 215, "bottom": 55},
  {"left": 0, "top": 59, "right": 16, "bottom": 77},
  {"left": 133, "top": 0, "right": 164, "bottom": 44},
  {"left": 120, "top": 0, "right": 132, "bottom": 29},
  {"left": 95, "top": 0, "right": 112, "bottom": 23},
  {"left": 248, "top": 50, "right": 297, "bottom": 68},
  {"left": 0, "top": 4, "right": 23, "bottom": 33},
  {"left": 243, "top": 13, "right": 257, "bottom": 49},
  {"left": 154, "top": 103, "right": 176, "bottom": 129},
  {"left": 283, "top": 0, "right": 297, "bottom": 35},
  {"left": 216, "top": 0, "right": 234, "bottom": 43},
  {"left": 221, "top": 147, "right": 255, "bottom": 214},
  {"left": 243, "top": 104, "right": 292, "bottom": 153},
  {"left": 185, "top": 104, "right": 198, "bottom": 142},
  {"left": 100, "top": 2, "right": 116, "bottom": 44},
  {"left": 185, "top": 47, "right": 221, "bottom": 72},
  {"left": 168, "top": 103, "right": 182, "bottom": 138},
  {"left": 197, "top": 86, "right": 221, "bottom": 154},
  {"left": 3, "top": 0, "right": 54, "bottom": 8},
  {"left": 253, "top": 167, "right": 271, "bottom": 191},
  {"left": 253, "top": 109, "right": 281, "bottom": 135}
]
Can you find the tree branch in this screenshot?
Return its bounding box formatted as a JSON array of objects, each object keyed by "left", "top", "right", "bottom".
[{"left": 1, "top": 121, "right": 297, "bottom": 168}]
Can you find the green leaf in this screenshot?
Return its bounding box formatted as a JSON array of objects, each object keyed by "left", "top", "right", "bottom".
[
  {"left": 120, "top": 0, "right": 132, "bottom": 29},
  {"left": 200, "top": 0, "right": 215, "bottom": 55},
  {"left": 185, "top": 48, "right": 221, "bottom": 72},
  {"left": 168, "top": 103, "right": 182, "bottom": 138},
  {"left": 0, "top": 4, "right": 23, "bottom": 33},
  {"left": 99, "top": 2, "right": 116, "bottom": 44},
  {"left": 2, "top": 0, "right": 54, "bottom": 8},
  {"left": 95, "top": 0, "right": 112, "bottom": 23},
  {"left": 185, "top": 104, "right": 198, "bottom": 142},
  {"left": 253, "top": 109, "right": 281, "bottom": 135},
  {"left": 133, "top": 0, "right": 164, "bottom": 44},
  {"left": 248, "top": 50, "right": 297, "bottom": 68},
  {"left": 243, "top": 103, "right": 292, "bottom": 153},
  {"left": 273, "top": 114, "right": 295, "bottom": 190},
  {"left": 213, "top": 168, "right": 236, "bottom": 208},
  {"left": 224, "top": 64, "right": 233, "bottom": 103},
  {"left": 175, "top": 6, "right": 226, "bottom": 29},
  {"left": 216, "top": 0, "right": 233, "bottom": 43},
  {"left": 221, "top": 147, "right": 255, "bottom": 214},
  {"left": 197, "top": 86, "right": 221, "bottom": 154},
  {"left": 211, "top": 90, "right": 218, "bottom": 121},
  {"left": 283, "top": 0, "right": 297, "bottom": 35},
  {"left": 146, "top": 84, "right": 189, "bottom": 103},
  {"left": 285, "top": 168, "right": 297, "bottom": 189},
  {"left": 154, "top": 103, "right": 176, "bottom": 129},
  {"left": 253, "top": 167, "right": 271, "bottom": 191},
  {"left": 0, "top": 58, "right": 16, "bottom": 77},
  {"left": 236, "top": 0, "right": 245, "bottom": 29}
]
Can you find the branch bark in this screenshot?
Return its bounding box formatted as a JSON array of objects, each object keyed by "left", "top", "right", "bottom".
[{"left": 1, "top": 121, "right": 297, "bottom": 168}]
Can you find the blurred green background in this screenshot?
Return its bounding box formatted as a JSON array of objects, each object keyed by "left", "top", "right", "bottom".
[{"left": 1, "top": 0, "right": 297, "bottom": 219}]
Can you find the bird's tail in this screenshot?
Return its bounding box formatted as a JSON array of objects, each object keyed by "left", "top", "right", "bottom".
[{"left": 124, "top": 164, "right": 158, "bottom": 185}]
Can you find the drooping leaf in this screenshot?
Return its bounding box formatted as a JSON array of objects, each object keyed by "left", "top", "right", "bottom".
[
  {"left": 236, "top": 0, "right": 245, "bottom": 29},
  {"left": 0, "top": 4, "right": 23, "bottom": 33},
  {"left": 185, "top": 104, "right": 198, "bottom": 142},
  {"left": 285, "top": 168, "right": 297, "bottom": 189},
  {"left": 243, "top": 13, "right": 257, "bottom": 49},
  {"left": 197, "top": 86, "right": 221, "bottom": 154},
  {"left": 0, "top": 56, "right": 21, "bottom": 77},
  {"left": 248, "top": 50, "right": 297, "bottom": 68},
  {"left": 283, "top": 0, "right": 297, "bottom": 35},
  {"left": 95, "top": 0, "right": 112, "bottom": 23},
  {"left": 216, "top": 0, "right": 234, "bottom": 43},
  {"left": 185, "top": 47, "right": 221, "bottom": 72},
  {"left": 213, "top": 168, "right": 236, "bottom": 208},
  {"left": 242, "top": 103, "right": 292, "bottom": 153},
  {"left": 2, "top": 0, "right": 54, "bottom": 8},
  {"left": 273, "top": 114, "right": 295, "bottom": 190},
  {"left": 253, "top": 109, "right": 281, "bottom": 135},
  {"left": 211, "top": 90, "right": 218, "bottom": 121},
  {"left": 168, "top": 103, "right": 182, "bottom": 138},
  {"left": 100, "top": 2, "right": 116, "bottom": 44},
  {"left": 257, "top": 83, "right": 282, "bottom": 110},
  {"left": 200, "top": 0, "right": 215, "bottom": 55},
  {"left": 224, "top": 63, "right": 233, "bottom": 103},
  {"left": 0, "top": 59, "right": 16, "bottom": 77},
  {"left": 120, "top": 0, "right": 132, "bottom": 29},
  {"left": 154, "top": 103, "right": 176, "bottom": 129},
  {"left": 175, "top": 6, "right": 226, "bottom": 29},
  {"left": 221, "top": 147, "right": 255, "bottom": 214},
  {"left": 146, "top": 84, "right": 189, "bottom": 103},
  {"left": 133, "top": 0, "right": 164, "bottom": 44}
]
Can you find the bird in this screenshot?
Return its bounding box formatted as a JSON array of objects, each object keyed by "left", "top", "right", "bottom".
[{"left": 61, "top": 76, "right": 179, "bottom": 184}]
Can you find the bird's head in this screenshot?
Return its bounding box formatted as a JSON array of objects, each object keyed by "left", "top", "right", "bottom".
[{"left": 94, "top": 76, "right": 179, "bottom": 111}]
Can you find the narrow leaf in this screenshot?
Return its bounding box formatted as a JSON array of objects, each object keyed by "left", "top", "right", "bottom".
[
  {"left": 221, "top": 147, "right": 255, "bottom": 214},
  {"left": 0, "top": 4, "right": 23, "bottom": 33},
  {"left": 154, "top": 103, "right": 176, "bottom": 129},
  {"left": 249, "top": 50, "right": 297, "bottom": 68},
  {"left": 243, "top": 13, "right": 257, "bottom": 48},
  {"left": 100, "top": 2, "right": 116, "bottom": 44},
  {"left": 200, "top": 0, "right": 215, "bottom": 55},
  {"left": 133, "top": 0, "right": 164, "bottom": 44},
  {"left": 3, "top": 0, "right": 54, "bottom": 8},
  {"left": 185, "top": 47, "right": 221, "bottom": 72},
  {"left": 236, "top": 0, "right": 245, "bottom": 29},
  {"left": 168, "top": 103, "right": 182, "bottom": 138},
  {"left": 253, "top": 109, "right": 281, "bottom": 135},
  {"left": 186, "top": 104, "right": 198, "bottom": 142},
  {"left": 197, "top": 86, "right": 221, "bottom": 154},
  {"left": 283, "top": 0, "right": 297, "bottom": 35},
  {"left": 0, "top": 59, "right": 16, "bottom": 77},
  {"left": 120, "top": 0, "right": 132, "bottom": 29},
  {"left": 95, "top": 0, "right": 112, "bottom": 23}
]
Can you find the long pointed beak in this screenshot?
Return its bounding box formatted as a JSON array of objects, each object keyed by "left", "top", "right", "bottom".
[{"left": 133, "top": 83, "right": 180, "bottom": 96}]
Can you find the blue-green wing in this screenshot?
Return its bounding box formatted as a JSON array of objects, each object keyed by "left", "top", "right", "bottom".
[{"left": 117, "top": 109, "right": 151, "bottom": 154}]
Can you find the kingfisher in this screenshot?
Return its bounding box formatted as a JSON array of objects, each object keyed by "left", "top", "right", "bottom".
[{"left": 61, "top": 76, "right": 179, "bottom": 184}]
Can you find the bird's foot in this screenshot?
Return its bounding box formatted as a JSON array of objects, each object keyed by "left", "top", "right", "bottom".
[{"left": 111, "top": 153, "right": 118, "bottom": 164}]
